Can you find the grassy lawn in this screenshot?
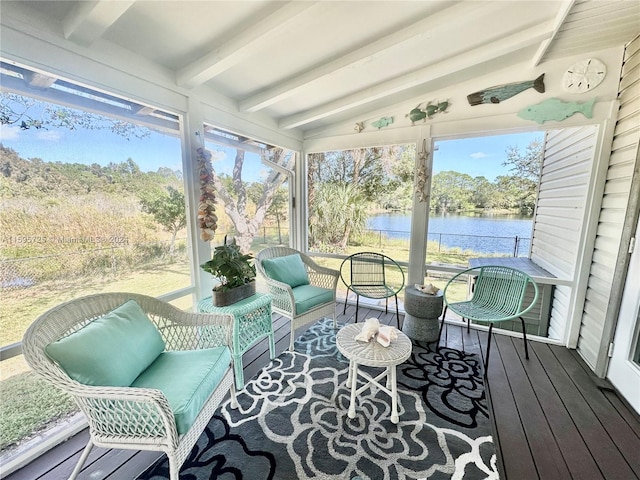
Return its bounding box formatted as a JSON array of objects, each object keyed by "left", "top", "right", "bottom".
[{"left": 0, "top": 372, "right": 76, "bottom": 450}]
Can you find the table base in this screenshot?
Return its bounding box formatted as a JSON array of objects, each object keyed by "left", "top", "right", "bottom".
[{"left": 346, "top": 361, "right": 401, "bottom": 424}]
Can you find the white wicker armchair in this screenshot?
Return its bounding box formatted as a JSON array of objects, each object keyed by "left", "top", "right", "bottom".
[
  {"left": 256, "top": 247, "right": 339, "bottom": 350},
  {"left": 22, "top": 292, "right": 238, "bottom": 480}
]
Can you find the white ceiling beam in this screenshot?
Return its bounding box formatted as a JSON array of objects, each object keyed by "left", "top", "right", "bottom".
[
  {"left": 238, "top": 1, "right": 479, "bottom": 113},
  {"left": 531, "top": 0, "right": 576, "bottom": 67},
  {"left": 176, "top": 1, "right": 317, "bottom": 89},
  {"left": 63, "top": 0, "right": 135, "bottom": 47},
  {"left": 279, "top": 22, "right": 553, "bottom": 130}
]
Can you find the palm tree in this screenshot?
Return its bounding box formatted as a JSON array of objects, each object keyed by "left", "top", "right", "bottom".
[{"left": 310, "top": 182, "right": 367, "bottom": 250}]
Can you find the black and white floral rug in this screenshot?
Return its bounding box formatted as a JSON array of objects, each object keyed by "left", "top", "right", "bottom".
[{"left": 138, "top": 318, "right": 498, "bottom": 480}]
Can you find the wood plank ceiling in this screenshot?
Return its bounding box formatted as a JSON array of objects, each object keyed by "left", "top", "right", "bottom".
[{"left": 3, "top": 0, "right": 639, "bottom": 135}]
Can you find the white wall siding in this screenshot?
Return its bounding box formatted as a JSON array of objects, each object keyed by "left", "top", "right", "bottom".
[
  {"left": 577, "top": 35, "right": 640, "bottom": 370},
  {"left": 531, "top": 125, "right": 598, "bottom": 340}
]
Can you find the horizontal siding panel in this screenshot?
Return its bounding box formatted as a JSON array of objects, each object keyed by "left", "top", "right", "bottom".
[
  {"left": 600, "top": 192, "right": 633, "bottom": 209},
  {"left": 533, "top": 216, "right": 582, "bottom": 231},
  {"left": 603, "top": 177, "right": 633, "bottom": 195},
  {"left": 602, "top": 191, "right": 629, "bottom": 210},
  {"left": 532, "top": 229, "right": 578, "bottom": 250},
  {"left": 583, "top": 289, "right": 608, "bottom": 317},
  {"left": 618, "top": 76, "right": 640, "bottom": 103},
  {"left": 587, "top": 264, "right": 614, "bottom": 288},
  {"left": 619, "top": 69, "right": 639, "bottom": 91},
  {"left": 538, "top": 168, "right": 590, "bottom": 186},
  {"left": 608, "top": 146, "right": 638, "bottom": 167},
  {"left": 532, "top": 206, "right": 589, "bottom": 219},
  {"left": 617, "top": 100, "right": 640, "bottom": 124},
  {"left": 537, "top": 188, "right": 587, "bottom": 202},
  {"left": 606, "top": 161, "right": 636, "bottom": 180},
  {"left": 533, "top": 221, "right": 582, "bottom": 238},
  {"left": 544, "top": 142, "right": 597, "bottom": 164},
  {"left": 593, "top": 231, "right": 624, "bottom": 252},
  {"left": 537, "top": 196, "right": 584, "bottom": 208},
  {"left": 611, "top": 126, "right": 640, "bottom": 150},
  {"left": 590, "top": 244, "right": 617, "bottom": 264}
]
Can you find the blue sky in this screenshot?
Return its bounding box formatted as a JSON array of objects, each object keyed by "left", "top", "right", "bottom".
[
  {"left": 1, "top": 120, "right": 542, "bottom": 182},
  {"left": 433, "top": 131, "right": 543, "bottom": 181},
  {"left": 0, "top": 123, "right": 183, "bottom": 173}
]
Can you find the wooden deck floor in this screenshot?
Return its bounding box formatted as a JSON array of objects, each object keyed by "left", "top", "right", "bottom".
[{"left": 6, "top": 305, "right": 640, "bottom": 480}]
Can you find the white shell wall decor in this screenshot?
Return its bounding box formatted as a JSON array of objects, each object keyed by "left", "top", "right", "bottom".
[{"left": 415, "top": 139, "right": 430, "bottom": 203}]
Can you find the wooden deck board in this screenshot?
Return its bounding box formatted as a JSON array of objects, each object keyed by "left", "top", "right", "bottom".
[
  {"left": 493, "top": 335, "right": 572, "bottom": 479},
  {"left": 481, "top": 331, "right": 537, "bottom": 479},
  {"left": 6, "top": 305, "right": 640, "bottom": 480},
  {"left": 534, "top": 343, "right": 637, "bottom": 480},
  {"left": 520, "top": 341, "right": 603, "bottom": 479}
]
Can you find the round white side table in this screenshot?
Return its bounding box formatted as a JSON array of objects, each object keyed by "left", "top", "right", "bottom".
[{"left": 336, "top": 323, "right": 412, "bottom": 424}]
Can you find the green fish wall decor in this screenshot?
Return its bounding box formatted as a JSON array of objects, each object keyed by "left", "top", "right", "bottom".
[
  {"left": 406, "top": 100, "right": 450, "bottom": 125},
  {"left": 467, "top": 74, "right": 545, "bottom": 106},
  {"left": 372, "top": 116, "right": 394, "bottom": 129},
  {"left": 517, "top": 97, "right": 596, "bottom": 124},
  {"left": 406, "top": 105, "right": 427, "bottom": 124}
]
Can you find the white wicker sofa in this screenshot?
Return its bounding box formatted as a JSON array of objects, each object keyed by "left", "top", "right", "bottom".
[{"left": 22, "top": 292, "right": 238, "bottom": 480}]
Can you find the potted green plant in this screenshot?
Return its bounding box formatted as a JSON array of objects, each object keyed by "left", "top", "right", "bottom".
[{"left": 200, "top": 236, "right": 256, "bottom": 306}]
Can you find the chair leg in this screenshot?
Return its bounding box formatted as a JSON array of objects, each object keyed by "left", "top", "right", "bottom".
[
  {"left": 437, "top": 305, "right": 448, "bottom": 346},
  {"left": 169, "top": 455, "right": 180, "bottom": 480},
  {"left": 484, "top": 323, "right": 494, "bottom": 374},
  {"left": 394, "top": 294, "right": 400, "bottom": 328},
  {"left": 519, "top": 316, "right": 529, "bottom": 359},
  {"left": 355, "top": 295, "right": 360, "bottom": 323},
  {"left": 343, "top": 287, "right": 351, "bottom": 314},
  {"left": 385, "top": 297, "right": 389, "bottom": 314},
  {"left": 467, "top": 317, "right": 471, "bottom": 333},
  {"left": 69, "top": 440, "right": 93, "bottom": 480}
]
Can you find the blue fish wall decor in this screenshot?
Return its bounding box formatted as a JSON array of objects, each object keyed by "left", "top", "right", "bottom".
[
  {"left": 517, "top": 97, "right": 596, "bottom": 124},
  {"left": 372, "top": 116, "right": 394, "bottom": 129},
  {"left": 467, "top": 74, "right": 545, "bottom": 106}
]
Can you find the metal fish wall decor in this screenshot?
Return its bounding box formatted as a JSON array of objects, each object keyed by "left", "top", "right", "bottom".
[
  {"left": 406, "top": 100, "right": 450, "bottom": 125},
  {"left": 517, "top": 97, "right": 596, "bottom": 124},
  {"left": 467, "top": 74, "right": 545, "bottom": 106}
]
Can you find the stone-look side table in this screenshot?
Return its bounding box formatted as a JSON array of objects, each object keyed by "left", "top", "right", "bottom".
[
  {"left": 336, "top": 323, "right": 412, "bottom": 424},
  {"left": 402, "top": 286, "right": 444, "bottom": 342},
  {"left": 198, "top": 293, "right": 274, "bottom": 389}
]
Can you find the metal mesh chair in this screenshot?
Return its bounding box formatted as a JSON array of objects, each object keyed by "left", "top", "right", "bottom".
[
  {"left": 340, "top": 252, "right": 405, "bottom": 327},
  {"left": 256, "top": 246, "right": 339, "bottom": 350},
  {"left": 441, "top": 265, "right": 539, "bottom": 372},
  {"left": 22, "top": 292, "right": 238, "bottom": 480}
]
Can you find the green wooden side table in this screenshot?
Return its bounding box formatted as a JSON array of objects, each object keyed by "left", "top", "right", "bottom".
[{"left": 198, "top": 292, "right": 274, "bottom": 389}]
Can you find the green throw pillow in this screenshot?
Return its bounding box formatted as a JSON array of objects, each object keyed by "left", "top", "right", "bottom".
[
  {"left": 45, "top": 300, "right": 166, "bottom": 387},
  {"left": 262, "top": 253, "right": 310, "bottom": 288}
]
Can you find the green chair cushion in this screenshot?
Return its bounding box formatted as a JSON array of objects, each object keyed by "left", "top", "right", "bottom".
[
  {"left": 131, "top": 347, "right": 231, "bottom": 435},
  {"left": 292, "top": 284, "right": 335, "bottom": 314},
  {"left": 262, "top": 254, "right": 310, "bottom": 288},
  {"left": 45, "top": 300, "right": 166, "bottom": 387}
]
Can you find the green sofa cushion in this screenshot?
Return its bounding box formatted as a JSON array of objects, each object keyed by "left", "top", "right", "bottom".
[
  {"left": 292, "top": 284, "right": 335, "bottom": 314},
  {"left": 262, "top": 254, "right": 310, "bottom": 288},
  {"left": 44, "top": 300, "right": 166, "bottom": 387},
  {"left": 131, "top": 347, "right": 231, "bottom": 435}
]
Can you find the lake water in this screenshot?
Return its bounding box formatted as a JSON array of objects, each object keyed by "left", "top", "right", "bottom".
[{"left": 366, "top": 212, "right": 533, "bottom": 256}]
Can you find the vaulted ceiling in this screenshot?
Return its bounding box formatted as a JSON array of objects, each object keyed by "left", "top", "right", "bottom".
[{"left": 2, "top": 0, "right": 639, "bottom": 135}]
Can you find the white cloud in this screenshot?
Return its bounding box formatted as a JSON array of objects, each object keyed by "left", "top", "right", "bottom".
[
  {"left": 470, "top": 152, "right": 489, "bottom": 159},
  {"left": 36, "top": 130, "right": 62, "bottom": 141},
  {"left": 0, "top": 125, "right": 20, "bottom": 141}
]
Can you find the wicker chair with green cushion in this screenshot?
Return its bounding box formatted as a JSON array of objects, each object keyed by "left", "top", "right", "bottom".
[
  {"left": 340, "top": 252, "right": 405, "bottom": 328},
  {"left": 441, "top": 265, "right": 539, "bottom": 372},
  {"left": 256, "top": 246, "right": 339, "bottom": 350},
  {"left": 22, "top": 292, "right": 238, "bottom": 480}
]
